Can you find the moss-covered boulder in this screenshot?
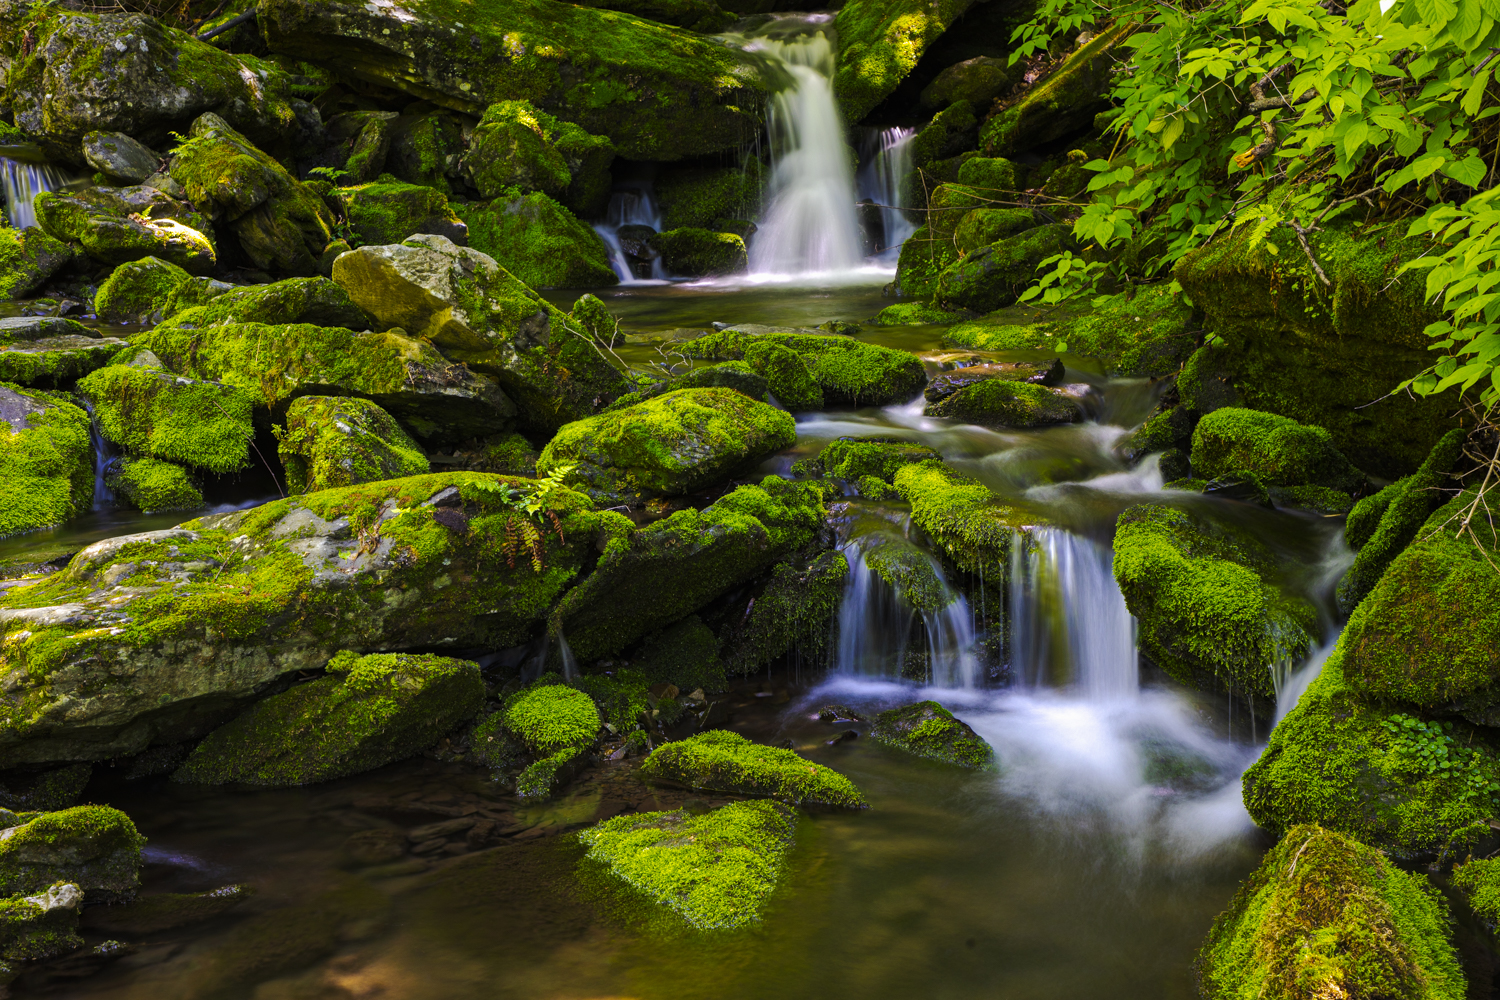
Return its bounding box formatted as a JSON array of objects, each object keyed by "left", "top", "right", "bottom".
[
  {"left": 683, "top": 329, "right": 925, "bottom": 406},
  {"left": 655, "top": 163, "right": 766, "bottom": 231},
  {"left": 34, "top": 186, "right": 215, "bottom": 273},
  {"left": 0, "top": 806, "right": 145, "bottom": 898},
  {"left": 551, "top": 476, "right": 824, "bottom": 659},
  {"left": 77, "top": 364, "right": 255, "bottom": 474},
  {"left": 1192, "top": 407, "right": 1365, "bottom": 494},
  {"left": 629, "top": 615, "right": 727, "bottom": 693},
  {"left": 648, "top": 228, "right": 747, "bottom": 278},
  {"left": 0, "top": 227, "right": 76, "bottom": 301},
  {"left": 106, "top": 457, "right": 202, "bottom": 513},
  {"left": 1198, "top": 824, "right": 1464, "bottom": 1000},
  {"left": 462, "top": 101, "right": 614, "bottom": 216},
  {"left": 721, "top": 549, "right": 846, "bottom": 675},
  {"left": 863, "top": 534, "right": 954, "bottom": 615},
  {"left": 276, "top": 396, "right": 428, "bottom": 494},
  {"left": 911, "top": 100, "right": 978, "bottom": 170},
  {"left": 456, "top": 191, "right": 616, "bottom": 289},
  {"left": 607, "top": 361, "right": 768, "bottom": 410},
  {"left": 335, "top": 177, "right": 468, "bottom": 248},
  {"left": 134, "top": 320, "right": 514, "bottom": 444},
  {"left": 332, "top": 234, "right": 627, "bottom": 430},
  {"left": 934, "top": 223, "right": 1074, "bottom": 313},
  {"left": 925, "top": 378, "right": 1080, "bottom": 428},
  {"left": 921, "top": 56, "right": 1012, "bottom": 110},
  {"left": 640, "top": 730, "right": 867, "bottom": 808},
  {"left": 82, "top": 131, "right": 157, "bottom": 184},
  {"left": 94, "top": 257, "right": 192, "bottom": 323},
  {"left": 873, "top": 302, "right": 963, "bottom": 325},
  {"left": 156, "top": 276, "right": 368, "bottom": 332},
  {"left": 953, "top": 208, "right": 1038, "bottom": 256},
  {"left": 539, "top": 388, "right": 794, "bottom": 503},
  {"left": 0, "top": 472, "right": 624, "bottom": 765},
  {"left": 471, "top": 681, "right": 600, "bottom": 799},
  {"left": 980, "top": 23, "right": 1134, "bottom": 157},
  {"left": 0, "top": 881, "right": 84, "bottom": 961},
  {"left": 385, "top": 111, "right": 468, "bottom": 195},
  {"left": 258, "top": 0, "right": 775, "bottom": 160},
  {"left": 809, "top": 438, "right": 942, "bottom": 484},
  {"left": 742, "top": 341, "right": 819, "bottom": 410},
  {"left": 175, "top": 651, "right": 484, "bottom": 786},
  {"left": 0, "top": 335, "right": 128, "bottom": 390},
  {"left": 1113, "top": 503, "right": 1315, "bottom": 711},
  {"left": 579, "top": 799, "right": 795, "bottom": 930},
  {"left": 0, "top": 384, "right": 92, "bottom": 538},
  {"left": 833, "top": 0, "right": 980, "bottom": 124},
  {"left": 893, "top": 459, "right": 1043, "bottom": 576},
  {"left": 1453, "top": 857, "right": 1500, "bottom": 929},
  {"left": 870, "top": 701, "right": 993, "bottom": 768}
]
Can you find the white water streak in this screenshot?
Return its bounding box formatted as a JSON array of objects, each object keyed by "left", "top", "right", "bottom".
[{"left": 1, "top": 157, "right": 68, "bottom": 230}]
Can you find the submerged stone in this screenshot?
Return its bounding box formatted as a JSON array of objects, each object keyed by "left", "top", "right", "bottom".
[
  {"left": 0, "top": 806, "right": 145, "bottom": 898},
  {"left": 640, "top": 730, "right": 867, "bottom": 808},
  {"left": 0, "top": 384, "right": 92, "bottom": 539},
  {"left": 77, "top": 364, "right": 256, "bottom": 474},
  {"left": 870, "top": 701, "right": 994, "bottom": 769},
  {"left": 81, "top": 884, "right": 253, "bottom": 935},
  {"left": 277, "top": 396, "right": 428, "bottom": 494},
  {"left": 106, "top": 457, "right": 203, "bottom": 513},
  {"left": 579, "top": 799, "right": 796, "bottom": 929}
]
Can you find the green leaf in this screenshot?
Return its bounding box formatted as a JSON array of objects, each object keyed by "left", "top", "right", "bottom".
[
  {"left": 1443, "top": 152, "right": 1489, "bottom": 186},
  {"left": 1342, "top": 120, "right": 1370, "bottom": 159}
]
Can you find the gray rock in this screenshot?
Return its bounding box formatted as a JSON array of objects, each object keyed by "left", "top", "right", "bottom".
[
  {"left": 82, "top": 131, "right": 158, "bottom": 183},
  {"left": 0, "top": 316, "right": 98, "bottom": 344}
]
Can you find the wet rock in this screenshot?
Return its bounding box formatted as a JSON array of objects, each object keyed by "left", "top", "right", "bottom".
[
  {"left": 81, "top": 884, "right": 252, "bottom": 935},
  {"left": 924, "top": 378, "right": 1082, "bottom": 428},
  {"left": 0, "top": 228, "right": 78, "bottom": 301},
  {"left": 640, "top": 730, "right": 867, "bottom": 808},
  {"left": 461, "top": 101, "right": 614, "bottom": 217},
  {"left": 924, "top": 359, "right": 1064, "bottom": 403},
  {"left": 818, "top": 705, "right": 862, "bottom": 722},
  {"left": 934, "top": 223, "right": 1076, "bottom": 314},
  {"left": 175, "top": 652, "right": 485, "bottom": 786},
  {"left": 744, "top": 340, "right": 821, "bottom": 410},
  {"left": 77, "top": 364, "right": 256, "bottom": 474},
  {"left": 578, "top": 800, "right": 795, "bottom": 929},
  {"left": 0, "top": 881, "right": 83, "bottom": 961},
  {"left": 863, "top": 535, "right": 955, "bottom": 615},
  {"left": 648, "top": 228, "right": 748, "bottom": 278},
  {"left": 332, "top": 234, "right": 628, "bottom": 431},
  {"left": 954, "top": 208, "right": 1042, "bottom": 256},
  {"left": 892, "top": 459, "right": 1046, "bottom": 576},
  {"left": 321, "top": 111, "right": 396, "bottom": 185},
  {"left": 871, "top": 701, "right": 993, "bottom": 768},
  {"left": 0, "top": 383, "right": 92, "bottom": 538},
  {"left": 105, "top": 457, "right": 203, "bottom": 513},
  {"left": 1191, "top": 407, "right": 1366, "bottom": 494},
  {"left": 683, "top": 329, "right": 927, "bottom": 406},
  {"left": 0, "top": 473, "right": 619, "bottom": 765},
  {"left": 93, "top": 257, "right": 192, "bottom": 323},
  {"left": 276, "top": 396, "right": 428, "bottom": 494},
  {"left": 537, "top": 388, "right": 795, "bottom": 504},
  {"left": 826, "top": 730, "right": 858, "bottom": 746},
  {"left": 458, "top": 191, "right": 617, "bottom": 289},
  {"left": 630, "top": 616, "right": 728, "bottom": 694},
  {"left": 81, "top": 132, "right": 157, "bottom": 184},
  {"left": 617, "top": 224, "right": 658, "bottom": 262},
  {"left": 912, "top": 100, "right": 978, "bottom": 170},
  {"left": 655, "top": 163, "right": 766, "bottom": 231},
  {"left": 921, "top": 56, "right": 1013, "bottom": 110},
  {"left": 384, "top": 111, "right": 468, "bottom": 194},
  {"left": 34, "top": 186, "right": 215, "bottom": 273},
  {"left": 803, "top": 438, "right": 941, "bottom": 484},
  {"left": 833, "top": 0, "right": 981, "bottom": 124},
  {"left": 336, "top": 177, "right": 467, "bottom": 248},
  {"left": 0, "top": 806, "right": 144, "bottom": 898},
  {"left": 0, "top": 764, "right": 91, "bottom": 813}
]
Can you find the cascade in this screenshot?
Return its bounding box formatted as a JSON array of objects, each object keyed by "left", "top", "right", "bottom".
[
  {"left": 79, "top": 398, "right": 116, "bottom": 510},
  {"left": 855, "top": 126, "right": 917, "bottom": 258},
  {"left": 0, "top": 152, "right": 69, "bottom": 230},
  {"left": 744, "top": 29, "right": 864, "bottom": 274},
  {"left": 594, "top": 186, "right": 667, "bottom": 283}
]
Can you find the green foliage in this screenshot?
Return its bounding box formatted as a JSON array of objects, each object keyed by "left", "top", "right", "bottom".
[
  {"left": 1452, "top": 857, "right": 1500, "bottom": 925},
  {"left": 1191, "top": 407, "right": 1364, "bottom": 491},
  {"left": 1382, "top": 714, "right": 1500, "bottom": 811},
  {"left": 640, "top": 730, "right": 867, "bottom": 809}
]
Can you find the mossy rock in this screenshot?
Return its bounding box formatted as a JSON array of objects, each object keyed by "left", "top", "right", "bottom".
[
  {"left": 739, "top": 341, "right": 818, "bottom": 410},
  {"left": 921, "top": 56, "right": 1012, "bottom": 111},
  {"left": 630, "top": 615, "right": 726, "bottom": 693},
  {"left": 385, "top": 111, "right": 468, "bottom": 194},
  {"left": 499, "top": 683, "right": 600, "bottom": 755},
  {"left": 94, "top": 257, "right": 193, "bottom": 323},
  {"left": 1242, "top": 647, "right": 1500, "bottom": 856},
  {"left": 516, "top": 744, "right": 588, "bottom": 800},
  {"left": 34, "top": 187, "right": 215, "bottom": 274},
  {"left": 0, "top": 806, "right": 145, "bottom": 898},
  {"left": 0, "top": 228, "right": 77, "bottom": 301},
  {"left": 648, "top": 228, "right": 748, "bottom": 278},
  {"left": 0, "top": 383, "right": 92, "bottom": 539},
  {"left": 81, "top": 884, "right": 253, "bottom": 935},
  {"left": 956, "top": 156, "right": 1020, "bottom": 193},
  {"left": 833, "top": 0, "right": 981, "bottom": 124},
  {"left": 1112, "top": 503, "right": 1316, "bottom": 711},
  {"left": 1198, "top": 824, "right": 1465, "bottom": 1000},
  {"left": 873, "top": 302, "right": 963, "bottom": 325},
  {"left": 892, "top": 459, "right": 1041, "bottom": 576},
  {"left": 1453, "top": 857, "right": 1500, "bottom": 929},
  {"left": 721, "top": 548, "right": 846, "bottom": 675},
  {"left": 276, "top": 396, "right": 428, "bottom": 494},
  {"left": 106, "top": 457, "right": 203, "bottom": 513},
  {"left": 0, "top": 334, "right": 130, "bottom": 390},
  {"left": 861, "top": 533, "right": 954, "bottom": 615},
  {"left": 892, "top": 225, "right": 958, "bottom": 299},
  {"left": 335, "top": 177, "right": 469, "bottom": 248},
  {"left": 911, "top": 100, "right": 978, "bottom": 170},
  {"left": 605, "top": 361, "right": 769, "bottom": 411},
  {"left": 459, "top": 188, "right": 619, "bottom": 289},
  {"left": 157, "top": 276, "right": 369, "bottom": 331},
  {"left": 870, "top": 701, "right": 994, "bottom": 768},
  {"left": 925, "top": 378, "right": 1080, "bottom": 428},
  {"left": 579, "top": 799, "right": 795, "bottom": 930},
  {"left": 550, "top": 476, "right": 825, "bottom": 660},
  {"left": 0, "top": 881, "right": 84, "bottom": 961},
  {"left": 0, "top": 472, "right": 626, "bottom": 766},
  {"left": 812, "top": 438, "right": 942, "bottom": 483},
  {"left": 640, "top": 730, "right": 867, "bottom": 808},
  {"left": 655, "top": 162, "right": 765, "bottom": 231},
  {"left": 462, "top": 101, "right": 614, "bottom": 216},
  {"left": 683, "top": 329, "right": 926, "bottom": 406},
  {"left": 82, "top": 131, "right": 158, "bottom": 184},
  {"left": 571, "top": 0, "right": 735, "bottom": 32},
  {"left": 934, "top": 223, "right": 1074, "bottom": 313},
  {"left": 1191, "top": 407, "right": 1365, "bottom": 493},
  {"left": 537, "top": 388, "right": 795, "bottom": 504},
  {"left": 76, "top": 364, "right": 255, "bottom": 474},
  {"left": 953, "top": 207, "right": 1039, "bottom": 256},
  {"left": 175, "top": 651, "right": 484, "bottom": 786},
  {"left": 979, "top": 23, "right": 1133, "bottom": 157}
]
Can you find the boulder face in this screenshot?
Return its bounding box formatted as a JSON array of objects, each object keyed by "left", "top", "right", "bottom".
[
  {"left": 538, "top": 388, "right": 796, "bottom": 503},
  {"left": 934, "top": 223, "right": 1074, "bottom": 313},
  {"left": 870, "top": 701, "right": 994, "bottom": 768},
  {"left": 335, "top": 178, "right": 468, "bottom": 249},
  {"left": 276, "top": 395, "right": 429, "bottom": 494},
  {"left": 0, "top": 472, "right": 624, "bottom": 766},
  {"left": 457, "top": 192, "right": 617, "bottom": 289},
  {"left": 0, "top": 384, "right": 92, "bottom": 539},
  {"left": 0, "top": 806, "right": 145, "bottom": 899},
  {"left": 77, "top": 364, "right": 257, "bottom": 474},
  {"left": 833, "top": 0, "right": 980, "bottom": 124},
  {"left": 682, "top": 329, "right": 927, "bottom": 407},
  {"left": 34, "top": 186, "right": 216, "bottom": 273},
  {"left": 157, "top": 276, "right": 369, "bottom": 331},
  {"left": 105, "top": 457, "right": 203, "bottom": 513},
  {"left": 93, "top": 257, "right": 192, "bottom": 323},
  {"left": 649, "top": 228, "right": 748, "bottom": 277},
  {"left": 1191, "top": 407, "right": 1365, "bottom": 494},
  {"left": 461, "top": 101, "right": 615, "bottom": 216},
  {"left": 258, "top": 0, "right": 776, "bottom": 160},
  {"left": 81, "top": 131, "right": 158, "bottom": 184}
]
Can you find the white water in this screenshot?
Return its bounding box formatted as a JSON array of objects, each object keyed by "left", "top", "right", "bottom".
[
  {"left": 856, "top": 126, "right": 917, "bottom": 261},
  {"left": 1, "top": 155, "right": 68, "bottom": 230},
  {"left": 79, "top": 398, "right": 116, "bottom": 510},
  {"left": 594, "top": 187, "right": 667, "bottom": 285}
]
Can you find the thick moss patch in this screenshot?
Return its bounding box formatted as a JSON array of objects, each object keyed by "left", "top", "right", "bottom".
[
  {"left": 640, "top": 730, "right": 867, "bottom": 809},
  {"left": 106, "top": 457, "right": 203, "bottom": 513},
  {"left": 0, "top": 806, "right": 145, "bottom": 898},
  {"left": 721, "top": 549, "right": 847, "bottom": 675},
  {"left": 0, "top": 384, "right": 93, "bottom": 539},
  {"left": 157, "top": 277, "right": 368, "bottom": 331},
  {"left": 276, "top": 396, "right": 428, "bottom": 494},
  {"left": 683, "top": 330, "right": 926, "bottom": 406},
  {"left": 833, "top": 0, "right": 979, "bottom": 124},
  {"left": 456, "top": 190, "right": 617, "bottom": 289},
  {"left": 893, "top": 459, "right": 1041, "bottom": 576},
  {"left": 77, "top": 364, "right": 256, "bottom": 474},
  {"left": 462, "top": 101, "right": 614, "bottom": 216},
  {"left": 1191, "top": 407, "right": 1365, "bottom": 493},
  {"left": 501, "top": 683, "right": 601, "bottom": 755},
  {"left": 0, "top": 881, "right": 84, "bottom": 961},
  {"left": 94, "top": 257, "right": 193, "bottom": 323},
  {"left": 649, "top": 228, "right": 747, "bottom": 277},
  {"left": 336, "top": 177, "right": 469, "bottom": 248},
  {"left": 870, "top": 701, "right": 994, "bottom": 769},
  {"left": 924, "top": 378, "right": 1079, "bottom": 428}
]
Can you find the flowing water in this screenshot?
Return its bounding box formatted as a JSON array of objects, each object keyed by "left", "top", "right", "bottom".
[{"left": 1, "top": 146, "right": 72, "bottom": 229}]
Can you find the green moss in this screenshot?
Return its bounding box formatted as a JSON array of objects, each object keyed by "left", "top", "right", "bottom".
[
  {"left": 656, "top": 162, "right": 765, "bottom": 232},
  {"left": 1337, "top": 429, "right": 1465, "bottom": 614},
  {"left": 873, "top": 302, "right": 962, "bottom": 325},
  {"left": 911, "top": 100, "right": 978, "bottom": 169},
  {"left": 952, "top": 208, "right": 1038, "bottom": 256},
  {"left": 892, "top": 225, "right": 959, "bottom": 300},
  {"left": 275, "top": 395, "right": 428, "bottom": 494},
  {"left": 742, "top": 341, "right": 820, "bottom": 410},
  {"left": 925, "top": 378, "right": 1078, "bottom": 428},
  {"left": 1452, "top": 857, "right": 1500, "bottom": 927},
  {"left": 0, "top": 333, "right": 129, "bottom": 390},
  {"left": 1347, "top": 479, "right": 1405, "bottom": 551},
  {"left": 517, "top": 744, "right": 587, "bottom": 801},
  {"left": 454, "top": 190, "right": 617, "bottom": 289},
  {"left": 813, "top": 438, "right": 941, "bottom": 483},
  {"left": 683, "top": 330, "right": 925, "bottom": 406},
  {"left": 578, "top": 799, "right": 795, "bottom": 930},
  {"left": 955, "top": 156, "right": 1019, "bottom": 193},
  {"left": 870, "top": 701, "right": 994, "bottom": 768},
  {"left": 979, "top": 24, "right": 1132, "bottom": 157},
  {"left": 941, "top": 318, "right": 1055, "bottom": 352},
  {"left": 0, "top": 882, "right": 83, "bottom": 961},
  {"left": 1192, "top": 407, "right": 1364, "bottom": 492},
  {"left": 175, "top": 652, "right": 484, "bottom": 786},
  {"left": 1198, "top": 824, "right": 1465, "bottom": 1000},
  {"left": 649, "top": 228, "right": 748, "bottom": 278},
  {"left": 106, "top": 457, "right": 203, "bottom": 513},
  {"left": 1113, "top": 503, "right": 1316, "bottom": 708},
  {"left": 537, "top": 388, "right": 795, "bottom": 503},
  {"left": 462, "top": 102, "right": 614, "bottom": 216},
  {"left": 0, "top": 806, "right": 145, "bottom": 898},
  {"left": 575, "top": 669, "right": 653, "bottom": 732},
  {"left": 1269, "top": 484, "right": 1353, "bottom": 515},
  {"left": 833, "top": 0, "right": 979, "bottom": 124},
  {"left": 863, "top": 535, "right": 953, "bottom": 614},
  {"left": 76, "top": 364, "right": 255, "bottom": 474},
  {"left": 0, "top": 384, "right": 92, "bottom": 538},
  {"left": 0, "top": 225, "right": 72, "bottom": 301},
  {"left": 94, "top": 258, "right": 193, "bottom": 323},
  {"left": 631, "top": 616, "right": 726, "bottom": 693},
  {"left": 1242, "top": 648, "right": 1500, "bottom": 856},
  {"left": 607, "top": 360, "right": 768, "bottom": 411},
  {"left": 640, "top": 730, "right": 867, "bottom": 808},
  {"left": 934, "top": 223, "right": 1074, "bottom": 313},
  {"left": 158, "top": 277, "right": 368, "bottom": 331},
  {"left": 33, "top": 189, "right": 216, "bottom": 274},
  {"left": 332, "top": 176, "right": 466, "bottom": 249},
  {"left": 503, "top": 684, "right": 600, "bottom": 755},
  {"left": 892, "top": 459, "right": 1039, "bottom": 576},
  {"left": 722, "top": 549, "right": 847, "bottom": 675}
]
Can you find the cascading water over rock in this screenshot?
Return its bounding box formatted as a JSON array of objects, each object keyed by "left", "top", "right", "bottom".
[
  {"left": 594, "top": 187, "right": 667, "bottom": 283},
  {"left": 855, "top": 126, "right": 917, "bottom": 259},
  {"left": 0, "top": 151, "right": 69, "bottom": 230}
]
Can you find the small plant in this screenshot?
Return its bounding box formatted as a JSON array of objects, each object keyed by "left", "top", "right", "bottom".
[
  {"left": 468, "top": 466, "right": 578, "bottom": 571},
  {"left": 1382, "top": 713, "right": 1500, "bottom": 810}
]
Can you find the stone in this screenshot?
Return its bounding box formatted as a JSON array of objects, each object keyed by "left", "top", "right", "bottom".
[
  {"left": 320, "top": 111, "right": 396, "bottom": 184},
  {"left": 93, "top": 257, "right": 192, "bottom": 323},
  {"left": 276, "top": 396, "right": 429, "bottom": 494},
  {"left": 934, "top": 223, "right": 1075, "bottom": 313},
  {"left": 0, "top": 227, "right": 77, "bottom": 301},
  {"left": 537, "top": 388, "right": 795, "bottom": 503},
  {"left": 461, "top": 101, "right": 615, "bottom": 216},
  {"left": 105, "top": 457, "right": 203, "bottom": 513},
  {"left": 156, "top": 276, "right": 369, "bottom": 331},
  {"left": 76, "top": 364, "right": 257, "bottom": 474},
  {"left": 607, "top": 360, "right": 768, "bottom": 410},
  {"left": 175, "top": 652, "right": 485, "bottom": 786},
  {"left": 648, "top": 228, "right": 748, "bottom": 277},
  {"left": 1190, "top": 407, "right": 1365, "bottom": 493},
  {"left": 384, "top": 111, "right": 468, "bottom": 194},
  {"left": 833, "top": 0, "right": 981, "bottom": 124},
  {"left": 924, "top": 359, "right": 1064, "bottom": 402},
  {"left": 911, "top": 100, "right": 978, "bottom": 169},
  {"left": 335, "top": 177, "right": 467, "bottom": 248},
  {"left": 0, "top": 335, "right": 128, "bottom": 389},
  {"left": 923, "top": 377, "right": 1081, "bottom": 428},
  {"left": 0, "top": 881, "right": 84, "bottom": 960},
  {"left": 0, "top": 806, "right": 145, "bottom": 898},
  {"left": 0, "top": 383, "right": 92, "bottom": 538},
  {"left": 870, "top": 701, "right": 994, "bottom": 768},
  {"left": 655, "top": 163, "right": 766, "bottom": 231},
  {"left": 457, "top": 191, "right": 617, "bottom": 289},
  {"left": 570, "top": 0, "right": 735, "bottom": 32},
  {"left": 893, "top": 459, "right": 1045, "bottom": 576},
  {"left": 682, "top": 329, "right": 927, "bottom": 406},
  {"left": 920, "top": 56, "right": 1013, "bottom": 110},
  {"left": 33, "top": 186, "right": 215, "bottom": 273},
  {"left": 81, "top": 131, "right": 158, "bottom": 184},
  {"left": 81, "top": 884, "right": 253, "bottom": 935},
  {"left": 639, "top": 730, "right": 867, "bottom": 808}
]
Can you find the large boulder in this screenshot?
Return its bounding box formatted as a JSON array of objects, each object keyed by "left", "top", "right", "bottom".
[
  {"left": 0, "top": 316, "right": 125, "bottom": 389},
  {"left": 649, "top": 227, "right": 747, "bottom": 277},
  {"left": 0, "top": 383, "right": 91, "bottom": 538},
  {"left": 892, "top": 460, "right": 1043, "bottom": 576},
  {"left": 0, "top": 472, "right": 625, "bottom": 765},
  {"left": 719, "top": 549, "right": 846, "bottom": 675},
  {"left": 33, "top": 186, "right": 216, "bottom": 273},
  {"left": 93, "top": 257, "right": 193, "bottom": 323},
  {"left": 833, "top": 0, "right": 981, "bottom": 124},
  {"left": 276, "top": 395, "right": 429, "bottom": 494},
  {"left": 0, "top": 227, "right": 76, "bottom": 301},
  {"left": 1191, "top": 407, "right": 1365, "bottom": 494},
  {"left": 331, "top": 235, "right": 628, "bottom": 430},
  {"left": 0, "top": 806, "right": 145, "bottom": 899},
  {"left": 334, "top": 177, "right": 468, "bottom": 248},
  {"left": 537, "top": 388, "right": 795, "bottom": 503},
  {"left": 933, "top": 223, "right": 1074, "bottom": 313},
  {"left": 682, "top": 329, "right": 926, "bottom": 406},
  {"left": 155, "top": 276, "right": 368, "bottom": 331},
  {"left": 174, "top": 651, "right": 485, "bottom": 785},
  {"left": 920, "top": 56, "right": 1013, "bottom": 110},
  {"left": 258, "top": 0, "right": 776, "bottom": 160},
  {"left": 457, "top": 192, "right": 617, "bottom": 289},
  {"left": 81, "top": 131, "right": 158, "bottom": 184},
  {"left": 77, "top": 363, "right": 256, "bottom": 474},
  {"left": 461, "top": 101, "right": 614, "bottom": 216}
]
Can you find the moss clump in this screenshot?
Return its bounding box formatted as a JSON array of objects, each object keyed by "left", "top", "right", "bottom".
[
  {"left": 683, "top": 330, "right": 926, "bottom": 406},
  {"left": 275, "top": 396, "right": 428, "bottom": 494},
  {"left": 0, "top": 228, "right": 75, "bottom": 301},
  {"left": 870, "top": 701, "right": 994, "bottom": 768},
  {"left": 742, "top": 341, "right": 820, "bottom": 410},
  {"left": 0, "top": 384, "right": 92, "bottom": 538},
  {"left": 864, "top": 535, "right": 953, "bottom": 614},
  {"left": 517, "top": 745, "right": 588, "bottom": 801},
  {"left": 1113, "top": 503, "right": 1315, "bottom": 709},
  {"left": 94, "top": 257, "right": 193, "bottom": 323},
  {"left": 157, "top": 276, "right": 368, "bottom": 331},
  {"left": 336, "top": 176, "right": 469, "bottom": 248},
  {"left": 934, "top": 223, "right": 1075, "bottom": 313},
  {"left": 956, "top": 156, "right": 1020, "bottom": 192},
  {"left": 874, "top": 302, "right": 963, "bottom": 325},
  {"left": 892, "top": 460, "right": 1040, "bottom": 576},
  {"left": 1269, "top": 484, "right": 1353, "bottom": 515},
  {"left": 892, "top": 225, "right": 959, "bottom": 300},
  {"left": 631, "top": 616, "right": 726, "bottom": 693},
  {"left": 1192, "top": 407, "right": 1364, "bottom": 493},
  {"left": 833, "top": 0, "right": 979, "bottom": 124},
  {"left": 1452, "top": 857, "right": 1500, "bottom": 927},
  {"left": 0, "top": 806, "right": 145, "bottom": 898},
  {"left": 1337, "top": 429, "right": 1465, "bottom": 614},
  {"left": 924, "top": 378, "right": 1079, "bottom": 428},
  {"left": 911, "top": 100, "right": 978, "bottom": 169},
  {"left": 607, "top": 361, "right": 769, "bottom": 412},
  {"left": 640, "top": 730, "right": 867, "bottom": 809},
  {"left": 1198, "top": 824, "right": 1465, "bottom": 1000},
  {"left": 578, "top": 799, "right": 795, "bottom": 930},
  {"left": 812, "top": 438, "right": 941, "bottom": 483},
  {"left": 455, "top": 191, "right": 617, "bottom": 289},
  {"left": 649, "top": 228, "right": 747, "bottom": 278},
  {"left": 1338, "top": 491, "right": 1500, "bottom": 722},
  {"left": 575, "top": 669, "right": 653, "bottom": 732},
  {"left": 503, "top": 684, "right": 600, "bottom": 755},
  {"left": 954, "top": 208, "right": 1040, "bottom": 256},
  {"left": 106, "top": 457, "right": 203, "bottom": 513},
  {"left": 174, "top": 652, "right": 483, "bottom": 786},
  {"left": 655, "top": 163, "right": 765, "bottom": 231},
  {"left": 462, "top": 102, "right": 614, "bottom": 216},
  {"left": 536, "top": 388, "right": 796, "bottom": 503},
  {"left": 1242, "top": 648, "right": 1500, "bottom": 856},
  {"left": 722, "top": 549, "right": 847, "bottom": 675},
  {"left": 1346, "top": 479, "right": 1403, "bottom": 551},
  {"left": 77, "top": 364, "right": 255, "bottom": 474}
]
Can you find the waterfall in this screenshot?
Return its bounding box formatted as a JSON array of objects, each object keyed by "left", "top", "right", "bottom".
[
  {"left": 1, "top": 154, "right": 69, "bottom": 230},
  {"left": 593, "top": 187, "right": 667, "bottom": 284},
  {"left": 856, "top": 127, "right": 917, "bottom": 258},
  {"left": 744, "top": 30, "right": 864, "bottom": 275},
  {"left": 1009, "top": 528, "right": 1137, "bottom": 700},
  {"left": 79, "top": 398, "right": 116, "bottom": 510}
]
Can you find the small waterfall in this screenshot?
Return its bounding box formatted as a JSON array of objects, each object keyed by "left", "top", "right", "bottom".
[
  {"left": 1009, "top": 528, "right": 1137, "bottom": 700},
  {"left": 744, "top": 29, "right": 864, "bottom": 274},
  {"left": 856, "top": 127, "right": 917, "bottom": 258},
  {"left": 79, "top": 398, "right": 116, "bottom": 510},
  {"left": 1, "top": 153, "right": 69, "bottom": 230},
  {"left": 593, "top": 187, "right": 667, "bottom": 284}
]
